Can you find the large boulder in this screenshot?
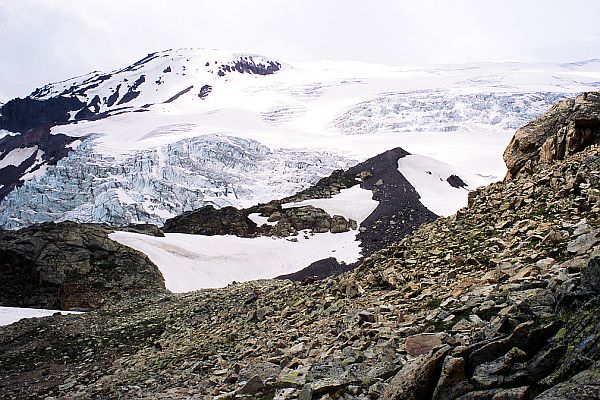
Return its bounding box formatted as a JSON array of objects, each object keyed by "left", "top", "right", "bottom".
[
  {"left": 503, "top": 92, "right": 600, "bottom": 179},
  {"left": 0, "top": 221, "right": 165, "bottom": 309}
]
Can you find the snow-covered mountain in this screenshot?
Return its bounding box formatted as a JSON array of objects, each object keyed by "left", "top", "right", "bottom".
[{"left": 1, "top": 48, "right": 599, "bottom": 228}]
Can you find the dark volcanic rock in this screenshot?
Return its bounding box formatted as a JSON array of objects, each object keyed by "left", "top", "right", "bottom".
[
  {"left": 117, "top": 75, "right": 145, "bottom": 105},
  {"left": 217, "top": 56, "right": 281, "bottom": 77},
  {"left": 198, "top": 84, "right": 212, "bottom": 99},
  {"left": 349, "top": 147, "right": 438, "bottom": 256},
  {"left": 164, "top": 85, "right": 194, "bottom": 103},
  {"left": 106, "top": 84, "right": 121, "bottom": 107},
  {"left": 0, "top": 221, "right": 165, "bottom": 310},
  {"left": 0, "top": 96, "right": 85, "bottom": 133},
  {"left": 277, "top": 257, "right": 355, "bottom": 281},
  {"left": 447, "top": 174, "right": 468, "bottom": 188},
  {"left": 120, "top": 224, "right": 165, "bottom": 237}
]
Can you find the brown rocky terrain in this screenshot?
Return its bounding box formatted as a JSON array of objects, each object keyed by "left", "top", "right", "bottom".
[{"left": 0, "top": 93, "right": 599, "bottom": 399}]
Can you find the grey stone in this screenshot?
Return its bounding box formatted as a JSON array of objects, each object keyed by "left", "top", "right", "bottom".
[
  {"left": 237, "top": 375, "right": 265, "bottom": 395},
  {"left": 567, "top": 230, "right": 600, "bottom": 254},
  {"left": 383, "top": 345, "right": 451, "bottom": 400},
  {"left": 582, "top": 256, "right": 600, "bottom": 292}
]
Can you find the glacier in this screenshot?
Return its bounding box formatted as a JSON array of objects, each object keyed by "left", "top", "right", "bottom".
[
  {"left": 1, "top": 49, "right": 600, "bottom": 228},
  {"left": 0, "top": 134, "right": 351, "bottom": 228}
]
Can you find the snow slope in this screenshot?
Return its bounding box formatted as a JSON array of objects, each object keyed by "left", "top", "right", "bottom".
[
  {"left": 1, "top": 49, "right": 600, "bottom": 228},
  {"left": 398, "top": 155, "right": 490, "bottom": 216},
  {"left": 0, "top": 146, "right": 37, "bottom": 169},
  {"left": 109, "top": 230, "right": 361, "bottom": 292},
  {"left": 110, "top": 184, "right": 379, "bottom": 291}
]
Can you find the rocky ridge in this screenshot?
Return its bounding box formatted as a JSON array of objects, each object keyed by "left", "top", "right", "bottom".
[
  {"left": 165, "top": 147, "right": 437, "bottom": 258},
  {"left": 0, "top": 94, "right": 599, "bottom": 399}
]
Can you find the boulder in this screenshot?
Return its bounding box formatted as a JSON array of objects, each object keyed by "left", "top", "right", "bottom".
[
  {"left": 504, "top": 92, "right": 600, "bottom": 179},
  {"left": 383, "top": 345, "right": 450, "bottom": 400},
  {"left": 405, "top": 333, "right": 445, "bottom": 356},
  {"left": 582, "top": 257, "right": 600, "bottom": 292},
  {"left": 163, "top": 205, "right": 256, "bottom": 236},
  {"left": 0, "top": 221, "right": 165, "bottom": 309}
]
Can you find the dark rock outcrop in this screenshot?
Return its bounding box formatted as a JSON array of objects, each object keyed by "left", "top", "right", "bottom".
[
  {"left": 0, "top": 96, "right": 85, "bottom": 133},
  {"left": 164, "top": 85, "right": 194, "bottom": 103},
  {"left": 504, "top": 91, "right": 600, "bottom": 179},
  {"left": 163, "top": 205, "right": 257, "bottom": 236},
  {"left": 198, "top": 84, "right": 212, "bottom": 99},
  {"left": 349, "top": 147, "right": 438, "bottom": 256},
  {"left": 117, "top": 75, "right": 145, "bottom": 105},
  {"left": 217, "top": 56, "right": 281, "bottom": 77},
  {"left": 276, "top": 257, "right": 355, "bottom": 282},
  {"left": 0, "top": 221, "right": 165, "bottom": 310},
  {"left": 0, "top": 126, "right": 82, "bottom": 201}
]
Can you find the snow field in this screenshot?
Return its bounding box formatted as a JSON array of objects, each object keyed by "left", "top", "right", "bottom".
[
  {"left": 398, "top": 154, "right": 489, "bottom": 216},
  {"left": 110, "top": 230, "right": 362, "bottom": 292}
]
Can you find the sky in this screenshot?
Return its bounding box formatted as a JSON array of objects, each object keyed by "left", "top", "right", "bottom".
[{"left": 0, "top": 0, "right": 599, "bottom": 100}]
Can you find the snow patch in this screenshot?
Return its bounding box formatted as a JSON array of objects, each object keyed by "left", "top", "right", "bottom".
[
  {"left": 0, "top": 146, "right": 37, "bottom": 169},
  {"left": 109, "top": 230, "right": 361, "bottom": 292},
  {"left": 0, "top": 129, "right": 19, "bottom": 140},
  {"left": 282, "top": 185, "right": 377, "bottom": 225},
  {"left": 398, "top": 155, "right": 488, "bottom": 216},
  {"left": 248, "top": 212, "right": 276, "bottom": 226},
  {"left": 0, "top": 306, "right": 81, "bottom": 327},
  {"left": 66, "top": 140, "right": 82, "bottom": 150}
]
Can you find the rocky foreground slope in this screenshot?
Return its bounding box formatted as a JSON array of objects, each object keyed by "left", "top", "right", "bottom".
[{"left": 1, "top": 94, "right": 600, "bottom": 399}]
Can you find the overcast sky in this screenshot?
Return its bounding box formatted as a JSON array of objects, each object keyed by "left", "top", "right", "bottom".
[{"left": 0, "top": 0, "right": 599, "bottom": 100}]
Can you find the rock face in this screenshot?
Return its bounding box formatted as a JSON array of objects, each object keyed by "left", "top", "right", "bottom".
[
  {"left": 0, "top": 96, "right": 85, "bottom": 134},
  {"left": 1, "top": 94, "right": 600, "bottom": 399},
  {"left": 0, "top": 221, "right": 165, "bottom": 310},
  {"left": 504, "top": 91, "right": 600, "bottom": 179}
]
